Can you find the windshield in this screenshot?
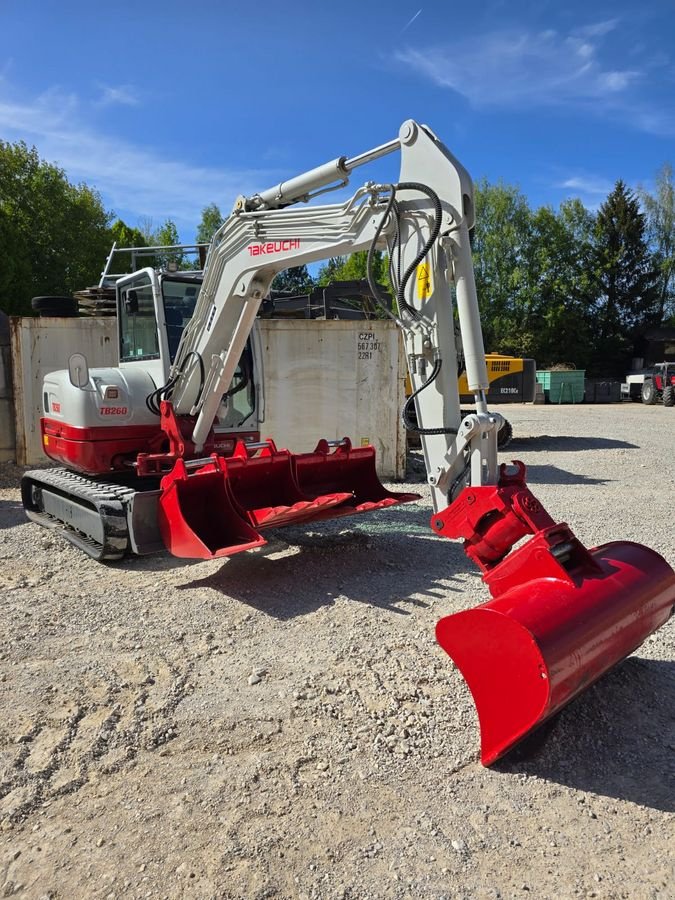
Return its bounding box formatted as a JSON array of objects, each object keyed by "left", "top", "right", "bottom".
[
  {"left": 162, "top": 278, "right": 200, "bottom": 363},
  {"left": 162, "top": 277, "right": 255, "bottom": 427}
]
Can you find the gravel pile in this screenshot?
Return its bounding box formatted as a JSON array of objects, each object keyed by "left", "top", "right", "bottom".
[{"left": 0, "top": 403, "right": 673, "bottom": 899}]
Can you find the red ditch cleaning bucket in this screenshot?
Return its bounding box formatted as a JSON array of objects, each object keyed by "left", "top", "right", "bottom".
[
  {"left": 293, "top": 438, "right": 420, "bottom": 517},
  {"left": 221, "top": 440, "right": 353, "bottom": 529},
  {"left": 433, "top": 464, "right": 675, "bottom": 765},
  {"left": 158, "top": 439, "right": 420, "bottom": 559}
]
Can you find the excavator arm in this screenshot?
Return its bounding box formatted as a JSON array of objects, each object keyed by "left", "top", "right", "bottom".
[
  {"left": 51, "top": 120, "right": 671, "bottom": 766},
  {"left": 160, "top": 120, "right": 499, "bottom": 518}
]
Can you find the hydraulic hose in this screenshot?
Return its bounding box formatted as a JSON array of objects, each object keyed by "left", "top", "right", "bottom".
[{"left": 402, "top": 358, "right": 458, "bottom": 436}]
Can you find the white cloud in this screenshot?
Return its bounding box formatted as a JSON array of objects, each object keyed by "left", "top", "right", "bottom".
[
  {"left": 557, "top": 175, "right": 614, "bottom": 196},
  {"left": 395, "top": 24, "right": 641, "bottom": 108},
  {"left": 96, "top": 84, "right": 141, "bottom": 107},
  {"left": 577, "top": 20, "right": 619, "bottom": 39},
  {"left": 0, "top": 85, "right": 278, "bottom": 229}
]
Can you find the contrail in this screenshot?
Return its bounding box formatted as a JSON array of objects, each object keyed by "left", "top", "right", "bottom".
[{"left": 401, "top": 8, "right": 423, "bottom": 33}]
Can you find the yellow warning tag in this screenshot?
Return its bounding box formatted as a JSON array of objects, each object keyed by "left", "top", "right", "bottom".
[
  {"left": 417, "top": 262, "right": 432, "bottom": 300},
  {"left": 360, "top": 437, "right": 370, "bottom": 447}
]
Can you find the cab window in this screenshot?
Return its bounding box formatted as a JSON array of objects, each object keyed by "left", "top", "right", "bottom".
[
  {"left": 119, "top": 275, "right": 160, "bottom": 362},
  {"left": 161, "top": 279, "right": 199, "bottom": 363},
  {"left": 218, "top": 343, "right": 256, "bottom": 428}
]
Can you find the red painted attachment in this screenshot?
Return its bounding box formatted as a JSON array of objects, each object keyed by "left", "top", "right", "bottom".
[
  {"left": 158, "top": 457, "right": 265, "bottom": 559},
  {"left": 294, "top": 438, "right": 421, "bottom": 516},
  {"left": 220, "top": 440, "right": 353, "bottom": 528},
  {"left": 157, "top": 438, "right": 420, "bottom": 559},
  {"left": 432, "top": 462, "right": 675, "bottom": 765}
]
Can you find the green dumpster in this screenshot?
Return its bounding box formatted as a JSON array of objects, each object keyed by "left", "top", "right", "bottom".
[{"left": 535, "top": 370, "right": 585, "bottom": 403}]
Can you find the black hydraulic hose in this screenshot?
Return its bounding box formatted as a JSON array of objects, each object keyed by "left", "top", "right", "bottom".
[
  {"left": 394, "top": 181, "right": 443, "bottom": 320},
  {"left": 220, "top": 350, "right": 252, "bottom": 402},
  {"left": 402, "top": 358, "right": 458, "bottom": 436},
  {"left": 366, "top": 186, "right": 399, "bottom": 320},
  {"left": 145, "top": 351, "right": 205, "bottom": 416}
]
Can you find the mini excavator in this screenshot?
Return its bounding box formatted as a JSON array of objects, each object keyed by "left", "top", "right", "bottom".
[{"left": 22, "top": 121, "right": 675, "bottom": 764}]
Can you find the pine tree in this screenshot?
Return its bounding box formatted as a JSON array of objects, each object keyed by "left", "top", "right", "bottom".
[
  {"left": 639, "top": 163, "right": 675, "bottom": 323},
  {"left": 592, "top": 181, "right": 660, "bottom": 372}
]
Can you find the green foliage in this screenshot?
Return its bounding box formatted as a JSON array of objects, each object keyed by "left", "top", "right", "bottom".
[
  {"left": 271, "top": 265, "right": 315, "bottom": 294},
  {"left": 472, "top": 177, "right": 666, "bottom": 375},
  {"left": 527, "top": 200, "right": 596, "bottom": 370},
  {"left": 196, "top": 203, "right": 224, "bottom": 244},
  {"left": 592, "top": 181, "right": 660, "bottom": 373},
  {"left": 471, "top": 179, "right": 536, "bottom": 355},
  {"left": 317, "top": 256, "right": 346, "bottom": 286},
  {"left": 316, "top": 251, "right": 393, "bottom": 317},
  {"left": 0, "top": 141, "right": 112, "bottom": 315},
  {"left": 109, "top": 219, "right": 148, "bottom": 275},
  {"left": 153, "top": 219, "right": 182, "bottom": 267},
  {"left": 639, "top": 163, "right": 675, "bottom": 323},
  {"left": 318, "top": 250, "right": 391, "bottom": 292}
]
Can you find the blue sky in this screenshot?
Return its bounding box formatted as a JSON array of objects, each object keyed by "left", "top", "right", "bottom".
[{"left": 1, "top": 0, "right": 674, "bottom": 242}]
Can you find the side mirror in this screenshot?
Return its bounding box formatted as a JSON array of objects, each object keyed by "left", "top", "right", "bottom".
[
  {"left": 125, "top": 289, "right": 139, "bottom": 314},
  {"left": 68, "top": 352, "right": 90, "bottom": 389}
]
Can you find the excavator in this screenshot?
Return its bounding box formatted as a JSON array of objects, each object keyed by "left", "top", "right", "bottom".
[{"left": 22, "top": 121, "right": 675, "bottom": 766}]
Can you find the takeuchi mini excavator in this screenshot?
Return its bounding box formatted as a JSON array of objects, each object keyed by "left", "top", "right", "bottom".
[{"left": 22, "top": 121, "right": 675, "bottom": 765}]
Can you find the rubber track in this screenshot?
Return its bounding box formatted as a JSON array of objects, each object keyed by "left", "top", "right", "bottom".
[{"left": 21, "top": 468, "right": 138, "bottom": 562}]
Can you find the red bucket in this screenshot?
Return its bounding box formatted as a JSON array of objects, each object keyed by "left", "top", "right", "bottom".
[
  {"left": 158, "top": 456, "right": 265, "bottom": 559},
  {"left": 222, "top": 440, "right": 353, "bottom": 528},
  {"left": 157, "top": 439, "right": 419, "bottom": 559},
  {"left": 294, "top": 438, "right": 420, "bottom": 516},
  {"left": 436, "top": 539, "right": 674, "bottom": 765}
]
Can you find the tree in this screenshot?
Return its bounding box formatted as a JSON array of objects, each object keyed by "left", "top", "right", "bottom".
[
  {"left": 317, "top": 250, "right": 390, "bottom": 291},
  {"left": 639, "top": 163, "right": 675, "bottom": 323},
  {"left": 153, "top": 219, "right": 184, "bottom": 269},
  {"left": 271, "top": 265, "right": 315, "bottom": 294},
  {"left": 592, "top": 181, "right": 660, "bottom": 373},
  {"left": 0, "top": 141, "right": 112, "bottom": 315},
  {"left": 527, "top": 200, "right": 596, "bottom": 369},
  {"left": 196, "top": 203, "right": 224, "bottom": 244},
  {"left": 315, "top": 250, "right": 393, "bottom": 316},
  {"left": 109, "top": 219, "right": 148, "bottom": 275},
  {"left": 317, "top": 256, "right": 347, "bottom": 285},
  {"left": 471, "top": 180, "right": 535, "bottom": 355}
]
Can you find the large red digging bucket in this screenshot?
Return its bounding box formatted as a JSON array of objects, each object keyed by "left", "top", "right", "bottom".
[
  {"left": 436, "top": 539, "right": 675, "bottom": 765},
  {"left": 158, "top": 456, "right": 265, "bottom": 558}
]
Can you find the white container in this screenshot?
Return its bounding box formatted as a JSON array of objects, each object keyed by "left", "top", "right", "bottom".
[
  {"left": 12, "top": 316, "right": 407, "bottom": 478},
  {"left": 260, "top": 319, "right": 406, "bottom": 479},
  {"left": 11, "top": 316, "right": 118, "bottom": 465}
]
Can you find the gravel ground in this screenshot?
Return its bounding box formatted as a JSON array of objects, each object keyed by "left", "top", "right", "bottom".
[{"left": 0, "top": 403, "right": 673, "bottom": 900}]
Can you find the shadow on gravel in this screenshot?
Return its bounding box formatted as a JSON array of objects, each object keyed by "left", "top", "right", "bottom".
[
  {"left": 496, "top": 657, "right": 675, "bottom": 812},
  {"left": 176, "top": 505, "right": 478, "bottom": 619},
  {"left": 524, "top": 464, "right": 611, "bottom": 486},
  {"left": 0, "top": 499, "right": 26, "bottom": 529},
  {"left": 507, "top": 436, "right": 639, "bottom": 452}
]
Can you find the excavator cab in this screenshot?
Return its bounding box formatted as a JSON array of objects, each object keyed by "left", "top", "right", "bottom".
[{"left": 115, "top": 267, "right": 259, "bottom": 438}]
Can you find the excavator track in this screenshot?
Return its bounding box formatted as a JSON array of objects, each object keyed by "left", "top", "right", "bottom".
[{"left": 21, "top": 468, "right": 138, "bottom": 562}]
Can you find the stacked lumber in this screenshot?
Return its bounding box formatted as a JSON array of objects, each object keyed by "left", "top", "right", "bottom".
[{"left": 74, "top": 287, "right": 117, "bottom": 317}]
